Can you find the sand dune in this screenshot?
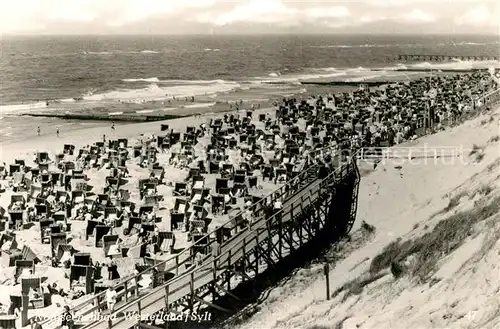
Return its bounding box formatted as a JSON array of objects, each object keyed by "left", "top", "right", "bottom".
[{"left": 234, "top": 105, "right": 500, "bottom": 329}]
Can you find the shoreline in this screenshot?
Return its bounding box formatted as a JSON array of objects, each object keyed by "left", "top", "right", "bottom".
[{"left": 0, "top": 106, "right": 274, "bottom": 163}]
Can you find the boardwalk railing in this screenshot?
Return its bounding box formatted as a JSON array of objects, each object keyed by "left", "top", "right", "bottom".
[
  {"left": 40, "top": 144, "right": 340, "bottom": 328},
  {"left": 81, "top": 150, "right": 359, "bottom": 329}
]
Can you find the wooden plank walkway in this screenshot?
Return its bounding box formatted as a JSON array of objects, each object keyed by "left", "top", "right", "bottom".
[{"left": 82, "top": 176, "right": 329, "bottom": 329}]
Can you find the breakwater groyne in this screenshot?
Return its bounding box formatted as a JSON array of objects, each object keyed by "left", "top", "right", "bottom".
[{"left": 20, "top": 113, "right": 184, "bottom": 122}]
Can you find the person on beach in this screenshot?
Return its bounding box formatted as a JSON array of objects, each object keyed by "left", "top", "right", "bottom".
[
  {"left": 30, "top": 318, "right": 43, "bottom": 329},
  {"left": 61, "top": 305, "right": 74, "bottom": 329},
  {"left": 37, "top": 126, "right": 40, "bottom": 136},
  {"left": 56, "top": 128, "right": 59, "bottom": 137},
  {"left": 105, "top": 287, "right": 117, "bottom": 314},
  {"left": 111, "top": 122, "right": 115, "bottom": 130}
]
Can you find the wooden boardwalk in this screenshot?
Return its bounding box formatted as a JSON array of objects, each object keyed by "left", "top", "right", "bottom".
[
  {"left": 77, "top": 157, "right": 359, "bottom": 329},
  {"left": 38, "top": 145, "right": 357, "bottom": 329}
]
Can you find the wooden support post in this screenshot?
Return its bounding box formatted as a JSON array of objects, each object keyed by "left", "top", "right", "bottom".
[
  {"left": 165, "top": 285, "right": 170, "bottom": 329},
  {"left": 227, "top": 249, "right": 232, "bottom": 290},
  {"left": 299, "top": 216, "right": 303, "bottom": 247},
  {"left": 190, "top": 272, "right": 195, "bottom": 313},
  {"left": 124, "top": 280, "right": 129, "bottom": 303},
  {"left": 242, "top": 237, "right": 246, "bottom": 280},
  {"left": 324, "top": 262, "right": 330, "bottom": 300},
  {"left": 255, "top": 232, "right": 260, "bottom": 275},
  {"left": 278, "top": 212, "right": 283, "bottom": 261},
  {"left": 135, "top": 276, "right": 139, "bottom": 297},
  {"left": 175, "top": 256, "right": 179, "bottom": 276}
]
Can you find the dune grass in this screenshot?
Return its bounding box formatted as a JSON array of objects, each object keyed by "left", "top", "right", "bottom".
[{"left": 369, "top": 196, "right": 500, "bottom": 282}]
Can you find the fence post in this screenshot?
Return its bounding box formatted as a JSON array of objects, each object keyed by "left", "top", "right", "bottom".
[
  {"left": 190, "top": 272, "right": 195, "bottom": 313},
  {"left": 324, "top": 262, "right": 330, "bottom": 300},
  {"left": 165, "top": 285, "right": 170, "bottom": 329},
  {"left": 124, "top": 280, "right": 129, "bottom": 303},
  {"left": 175, "top": 255, "right": 179, "bottom": 276}
]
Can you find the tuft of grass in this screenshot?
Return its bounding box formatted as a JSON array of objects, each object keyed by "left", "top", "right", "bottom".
[
  {"left": 442, "top": 191, "right": 468, "bottom": 213},
  {"left": 489, "top": 135, "right": 500, "bottom": 143},
  {"left": 390, "top": 261, "right": 405, "bottom": 279},
  {"left": 477, "top": 185, "right": 493, "bottom": 196},
  {"left": 332, "top": 272, "right": 387, "bottom": 301},
  {"left": 475, "top": 153, "right": 485, "bottom": 162},
  {"left": 368, "top": 197, "right": 500, "bottom": 282},
  {"left": 469, "top": 144, "right": 482, "bottom": 156}
]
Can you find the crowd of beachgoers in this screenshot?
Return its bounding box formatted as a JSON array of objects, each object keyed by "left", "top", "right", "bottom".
[{"left": 0, "top": 70, "right": 497, "bottom": 328}]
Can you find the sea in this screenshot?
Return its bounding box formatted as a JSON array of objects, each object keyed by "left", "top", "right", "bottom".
[{"left": 0, "top": 34, "right": 499, "bottom": 142}]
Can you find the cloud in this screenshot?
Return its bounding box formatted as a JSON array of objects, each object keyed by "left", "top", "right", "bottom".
[
  {"left": 107, "top": 0, "right": 216, "bottom": 27},
  {"left": 455, "top": 4, "right": 499, "bottom": 26},
  {"left": 195, "top": 1, "right": 351, "bottom": 26},
  {"left": 304, "top": 6, "right": 351, "bottom": 19},
  {"left": 0, "top": 0, "right": 496, "bottom": 34},
  {"left": 401, "top": 9, "right": 435, "bottom": 23},
  {"left": 0, "top": 0, "right": 217, "bottom": 32}
]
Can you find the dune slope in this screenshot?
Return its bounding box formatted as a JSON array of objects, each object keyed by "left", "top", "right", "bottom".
[{"left": 234, "top": 105, "right": 500, "bottom": 329}]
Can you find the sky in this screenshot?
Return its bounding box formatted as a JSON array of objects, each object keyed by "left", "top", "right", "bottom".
[{"left": 0, "top": 0, "right": 498, "bottom": 35}]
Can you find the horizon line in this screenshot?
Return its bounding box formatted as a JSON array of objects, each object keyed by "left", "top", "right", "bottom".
[{"left": 2, "top": 32, "right": 499, "bottom": 37}]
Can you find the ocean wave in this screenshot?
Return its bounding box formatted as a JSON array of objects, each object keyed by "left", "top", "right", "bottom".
[
  {"left": 184, "top": 102, "right": 216, "bottom": 109},
  {"left": 109, "top": 112, "right": 123, "bottom": 116},
  {"left": 123, "top": 77, "right": 161, "bottom": 83},
  {"left": 437, "top": 41, "right": 500, "bottom": 46},
  {"left": 269, "top": 72, "right": 281, "bottom": 77},
  {"left": 204, "top": 48, "right": 221, "bottom": 52},
  {"left": 157, "top": 79, "right": 229, "bottom": 85},
  {"left": 0, "top": 101, "right": 47, "bottom": 114},
  {"left": 84, "top": 50, "right": 160, "bottom": 55},
  {"left": 310, "top": 44, "right": 396, "bottom": 49},
  {"left": 136, "top": 109, "right": 155, "bottom": 114},
  {"left": 85, "top": 51, "right": 113, "bottom": 55},
  {"left": 83, "top": 81, "right": 241, "bottom": 102},
  {"left": 410, "top": 59, "right": 500, "bottom": 70}
]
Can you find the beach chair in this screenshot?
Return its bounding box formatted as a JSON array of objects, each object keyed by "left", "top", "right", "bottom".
[
  {"left": 103, "top": 235, "right": 120, "bottom": 257},
  {"left": 21, "top": 277, "right": 44, "bottom": 309},
  {"left": 188, "top": 167, "right": 200, "bottom": 181},
  {"left": 94, "top": 225, "right": 111, "bottom": 248},
  {"left": 84, "top": 219, "right": 99, "bottom": 240},
  {"left": 70, "top": 265, "right": 94, "bottom": 294},
  {"left": 170, "top": 132, "right": 181, "bottom": 144},
  {"left": 216, "top": 178, "right": 229, "bottom": 194},
  {"left": 127, "top": 217, "right": 141, "bottom": 234},
  {"left": 0, "top": 233, "right": 17, "bottom": 251},
  {"left": 63, "top": 144, "right": 75, "bottom": 155},
  {"left": 71, "top": 178, "right": 87, "bottom": 192},
  {"left": 39, "top": 219, "right": 53, "bottom": 243},
  {"left": 50, "top": 233, "right": 67, "bottom": 258},
  {"left": 36, "top": 152, "right": 50, "bottom": 164},
  {"left": 209, "top": 161, "right": 219, "bottom": 174},
  {"left": 21, "top": 245, "right": 40, "bottom": 264},
  {"left": 170, "top": 213, "right": 185, "bottom": 231},
  {"left": 157, "top": 231, "right": 175, "bottom": 253},
  {"left": 151, "top": 166, "right": 164, "bottom": 182},
  {"left": 174, "top": 182, "right": 187, "bottom": 196},
  {"left": 56, "top": 244, "right": 74, "bottom": 264},
  {"left": 97, "top": 194, "right": 110, "bottom": 209},
  {"left": 211, "top": 195, "right": 224, "bottom": 215},
  {"left": 72, "top": 253, "right": 92, "bottom": 267},
  {"left": 53, "top": 211, "right": 69, "bottom": 230},
  {"left": 189, "top": 219, "right": 207, "bottom": 237}
]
